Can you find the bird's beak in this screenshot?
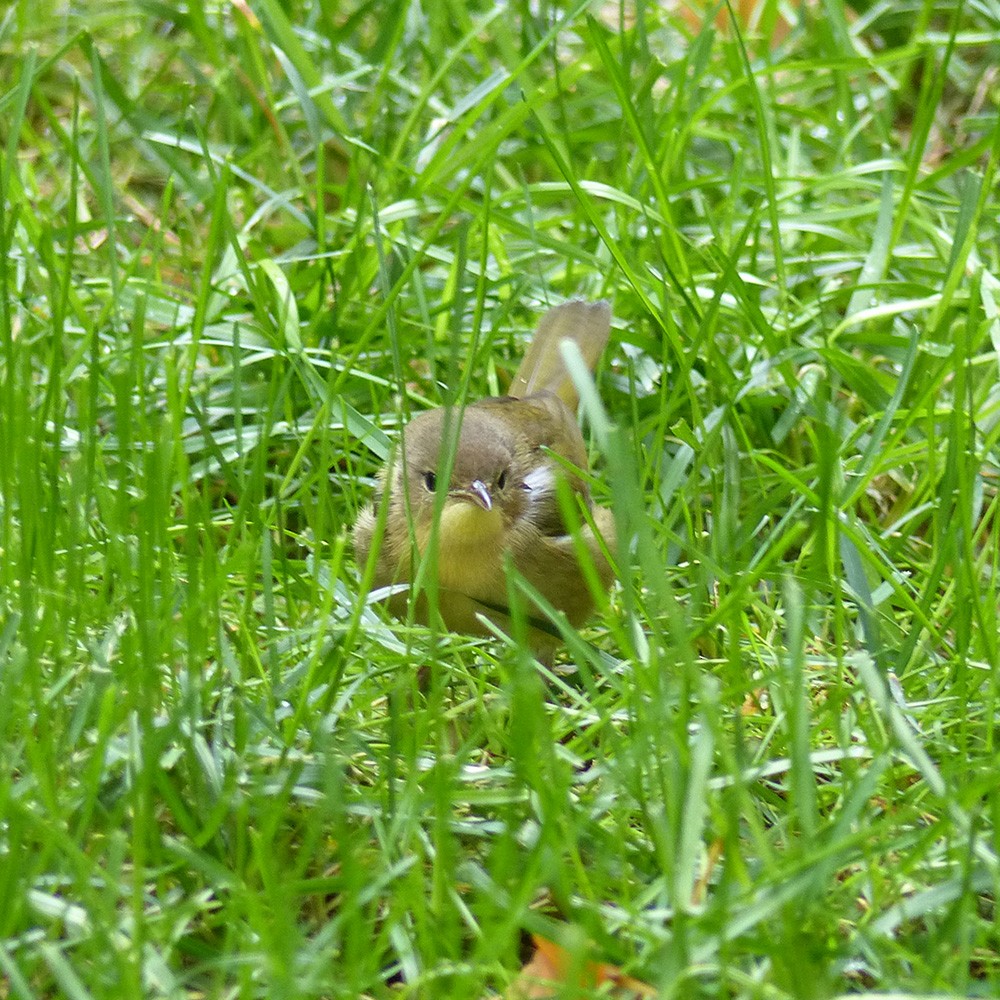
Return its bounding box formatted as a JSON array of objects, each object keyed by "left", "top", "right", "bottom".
[{"left": 450, "top": 479, "right": 492, "bottom": 511}]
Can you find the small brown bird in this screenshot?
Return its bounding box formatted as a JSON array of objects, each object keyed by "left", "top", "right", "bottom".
[{"left": 353, "top": 300, "right": 615, "bottom": 654}]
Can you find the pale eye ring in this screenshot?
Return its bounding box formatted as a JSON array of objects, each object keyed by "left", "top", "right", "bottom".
[{"left": 422, "top": 471, "right": 437, "bottom": 492}]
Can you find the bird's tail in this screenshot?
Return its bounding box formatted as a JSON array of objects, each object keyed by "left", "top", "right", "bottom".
[{"left": 508, "top": 299, "right": 611, "bottom": 410}]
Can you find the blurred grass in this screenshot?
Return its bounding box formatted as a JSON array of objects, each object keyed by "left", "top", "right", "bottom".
[{"left": 2, "top": 0, "right": 1000, "bottom": 997}]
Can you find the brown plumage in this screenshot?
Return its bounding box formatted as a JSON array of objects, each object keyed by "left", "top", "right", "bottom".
[{"left": 353, "top": 300, "right": 615, "bottom": 655}]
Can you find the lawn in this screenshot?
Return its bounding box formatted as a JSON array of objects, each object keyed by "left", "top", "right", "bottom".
[{"left": 2, "top": 1, "right": 999, "bottom": 997}]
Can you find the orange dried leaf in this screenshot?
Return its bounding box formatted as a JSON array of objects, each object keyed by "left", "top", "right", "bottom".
[
  {"left": 672, "top": 0, "right": 818, "bottom": 46},
  {"left": 507, "top": 934, "right": 657, "bottom": 999}
]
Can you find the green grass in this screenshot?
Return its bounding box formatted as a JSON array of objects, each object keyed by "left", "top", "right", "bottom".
[{"left": 2, "top": 0, "right": 1000, "bottom": 997}]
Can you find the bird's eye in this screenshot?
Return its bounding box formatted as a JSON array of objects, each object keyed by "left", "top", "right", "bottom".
[
  {"left": 497, "top": 469, "right": 508, "bottom": 490},
  {"left": 422, "top": 471, "right": 437, "bottom": 492}
]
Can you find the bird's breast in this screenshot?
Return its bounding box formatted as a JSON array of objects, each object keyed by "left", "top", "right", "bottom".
[{"left": 415, "top": 501, "right": 507, "bottom": 593}]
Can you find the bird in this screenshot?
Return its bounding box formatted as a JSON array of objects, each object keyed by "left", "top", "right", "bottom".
[{"left": 353, "top": 299, "right": 615, "bottom": 655}]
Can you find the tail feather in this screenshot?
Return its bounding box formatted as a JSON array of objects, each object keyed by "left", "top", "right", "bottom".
[{"left": 508, "top": 300, "right": 611, "bottom": 409}]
